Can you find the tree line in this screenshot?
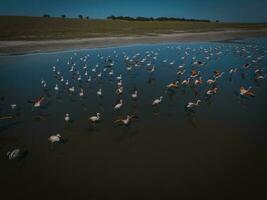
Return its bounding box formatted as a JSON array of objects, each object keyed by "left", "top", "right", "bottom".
[
  {"left": 42, "top": 14, "right": 217, "bottom": 22},
  {"left": 43, "top": 14, "right": 90, "bottom": 19},
  {"left": 107, "top": 15, "right": 213, "bottom": 22}
]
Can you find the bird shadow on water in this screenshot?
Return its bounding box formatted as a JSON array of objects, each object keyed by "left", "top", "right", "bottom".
[
  {"left": 166, "top": 89, "right": 176, "bottom": 101},
  {"left": 185, "top": 111, "right": 198, "bottom": 128},
  {"left": 86, "top": 123, "right": 100, "bottom": 133},
  {"left": 112, "top": 126, "right": 139, "bottom": 144},
  {"left": 0, "top": 121, "right": 24, "bottom": 134},
  {"left": 34, "top": 113, "right": 51, "bottom": 122}
]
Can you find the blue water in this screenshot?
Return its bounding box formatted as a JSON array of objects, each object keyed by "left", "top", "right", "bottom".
[{"left": 0, "top": 38, "right": 267, "bottom": 199}]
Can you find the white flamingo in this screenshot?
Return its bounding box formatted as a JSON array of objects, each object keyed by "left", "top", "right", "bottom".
[
  {"left": 89, "top": 113, "right": 100, "bottom": 124},
  {"left": 48, "top": 134, "right": 61, "bottom": 143},
  {"left": 186, "top": 100, "right": 201, "bottom": 109},
  {"left": 152, "top": 96, "right": 163, "bottom": 106},
  {"left": 114, "top": 99, "right": 123, "bottom": 110}
]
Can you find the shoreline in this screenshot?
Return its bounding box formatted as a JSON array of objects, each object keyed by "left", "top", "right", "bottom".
[{"left": 0, "top": 29, "right": 267, "bottom": 56}]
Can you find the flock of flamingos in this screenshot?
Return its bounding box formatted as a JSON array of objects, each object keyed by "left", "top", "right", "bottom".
[{"left": 1, "top": 43, "right": 266, "bottom": 160}]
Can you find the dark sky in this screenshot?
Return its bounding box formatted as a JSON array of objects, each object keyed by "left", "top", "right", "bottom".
[{"left": 0, "top": 0, "right": 267, "bottom": 22}]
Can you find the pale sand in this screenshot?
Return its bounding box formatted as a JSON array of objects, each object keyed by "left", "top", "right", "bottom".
[{"left": 0, "top": 29, "right": 267, "bottom": 55}]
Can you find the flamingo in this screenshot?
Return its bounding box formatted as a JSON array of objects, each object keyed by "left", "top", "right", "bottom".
[
  {"left": 191, "top": 70, "right": 200, "bottom": 78},
  {"left": 214, "top": 71, "right": 224, "bottom": 79},
  {"left": 152, "top": 96, "right": 163, "bottom": 106},
  {"left": 240, "top": 86, "right": 255, "bottom": 97},
  {"left": 116, "top": 75, "right": 122, "bottom": 80},
  {"left": 114, "top": 99, "right": 123, "bottom": 110},
  {"left": 194, "top": 77, "right": 203, "bottom": 85},
  {"left": 114, "top": 115, "right": 136, "bottom": 126},
  {"left": 89, "top": 113, "right": 101, "bottom": 124},
  {"left": 97, "top": 88, "right": 102, "bottom": 96},
  {"left": 69, "top": 86, "right": 75, "bottom": 93},
  {"left": 131, "top": 90, "right": 138, "bottom": 99},
  {"left": 79, "top": 88, "right": 84, "bottom": 97},
  {"left": 177, "top": 70, "right": 186, "bottom": 76},
  {"left": 64, "top": 113, "right": 70, "bottom": 122},
  {"left": 166, "top": 81, "right": 179, "bottom": 89},
  {"left": 186, "top": 100, "right": 201, "bottom": 109},
  {"left": 116, "top": 86, "right": 123, "bottom": 95},
  {"left": 149, "top": 66, "right": 155, "bottom": 73},
  {"left": 117, "top": 80, "right": 122, "bottom": 87},
  {"left": 10, "top": 104, "right": 17, "bottom": 110},
  {"left": 255, "top": 74, "right": 266, "bottom": 80},
  {"left": 181, "top": 78, "right": 190, "bottom": 86},
  {"left": 54, "top": 84, "right": 59, "bottom": 91},
  {"left": 206, "top": 88, "right": 218, "bottom": 95},
  {"left": 207, "top": 79, "right": 216, "bottom": 84},
  {"left": 48, "top": 134, "right": 61, "bottom": 143},
  {"left": 29, "top": 96, "right": 45, "bottom": 108}
]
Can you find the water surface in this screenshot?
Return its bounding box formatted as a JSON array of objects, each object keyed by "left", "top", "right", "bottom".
[{"left": 0, "top": 38, "right": 267, "bottom": 199}]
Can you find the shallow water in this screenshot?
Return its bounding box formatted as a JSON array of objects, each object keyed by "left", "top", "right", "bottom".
[{"left": 0, "top": 38, "right": 267, "bottom": 199}]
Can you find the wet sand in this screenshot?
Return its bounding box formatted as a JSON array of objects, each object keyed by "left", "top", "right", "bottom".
[{"left": 1, "top": 29, "right": 267, "bottom": 55}]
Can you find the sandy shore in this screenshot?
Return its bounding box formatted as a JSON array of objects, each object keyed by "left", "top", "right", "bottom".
[{"left": 0, "top": 29, "right": 267, "bottom": 55}]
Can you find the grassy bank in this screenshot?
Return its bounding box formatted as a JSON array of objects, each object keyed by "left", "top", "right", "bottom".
[{"left": 0, "top": 16, "right": 267, "bottom": 40}]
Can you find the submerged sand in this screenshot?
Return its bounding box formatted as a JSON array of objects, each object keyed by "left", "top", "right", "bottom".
[{"left": 0, "top": 29, "right": 267, "bottom": 55}]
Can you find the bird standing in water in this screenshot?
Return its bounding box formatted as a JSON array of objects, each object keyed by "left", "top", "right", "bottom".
[
  {"left": 152, "top": 96, "right": 163, "bottom": 106},
  {"left": 240, "top": 86, "right": 255, "bottom": 97},
  {"left": 89, "top": 113, "right": 101, "bottom": 124},
  {"left": 186, "top": 100, "right": 201, "bottom": 109},
  {"left": 48, "top": 134, "right": 62, "bottom": 143},
  {"left": 114, "top": 115, "right": 137, "bottom": 126}
]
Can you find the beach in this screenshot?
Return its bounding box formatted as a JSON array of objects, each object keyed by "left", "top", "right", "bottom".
[{"left": 1, "top": 29, "right": 267, "bottom": 55}]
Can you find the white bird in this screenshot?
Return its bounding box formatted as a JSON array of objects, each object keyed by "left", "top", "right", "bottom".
[
  {"left": 64, "top": 113, "right": 70, "bottom": 122},
  {"left": 149, "top": 66, "right": 155, "bottom": 73},
  {"left": 240, "top": 86, "right": 254, "bottom": 96},
  {"left": 194, "top": 77, "right": 203, "bottom": 85},
  {"left": 79, "top": 88, "right": 84, "bottom": 97},
  {"left": 109, "top": 70, "right": 114, "bottom": 76},
  {"left": 177, "top": 69, "right": 185, "bottom": 75},
  {"left": 116, "top": 75, "right": 122, "bottom": 80},
  {"left": 117, "top": 80, "right": 122, "bottom": 87},
  {"left": 214, "top": 71, "right": 225, "bottom": 79},
  {"left": 48, "top": 134, "right": 61, "bottom": 143},
  {"left": 152, "top": 96, "right": 163, "bottom": 105},
  {"left": 206, "top": 88, "right": 218, "bottom": 95},
  {"left": 169, "top": 61, "right": 175, "bottom": 65},
  {"left": 131, "top": 90, "right": 138, "bottom": 99},
  {"left": 181, "top": 78, "right": 190, "bottom": 86},
  {"left": 186, "top": 100, "right": 201, "bottom": 109},
  {"left": 114, "top": 115, "right": 133, "bottom": 125},
  {"left": 116, "top": 86, "right": 123, "bottom": 95},
  {"left": 97, "top": 88, "right": 102, "bottom": 96},
  {"left": 255, "top": 74, "right": 267, "bottom": 80},
  {"left": 54, "top": 84, "right": 59, "bottom": 91},
  {"left": 167, "top": 81, "right": 179, "bottom": 89},
  {"left": 89, "top": 113, "right": 100, "bottom": 124},
  {"left": 114, "top": 99, "right": 123, "bottom": 110},
  {"left": 207, "top": 79, "right": 216, "bottom": 84},
  {"left": 33, "top": 96, "right": 45, "bottom": 108},
  {"left": 10, "top": 104, "right": 17, "bottom": 110},
  {"left": 69, "top": 86, "right": 75, "bottom": 93}
]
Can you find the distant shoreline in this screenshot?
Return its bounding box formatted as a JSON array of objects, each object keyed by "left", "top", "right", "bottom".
[{"left": 1, "top": 29, "right": 267, "bottom": 55}]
